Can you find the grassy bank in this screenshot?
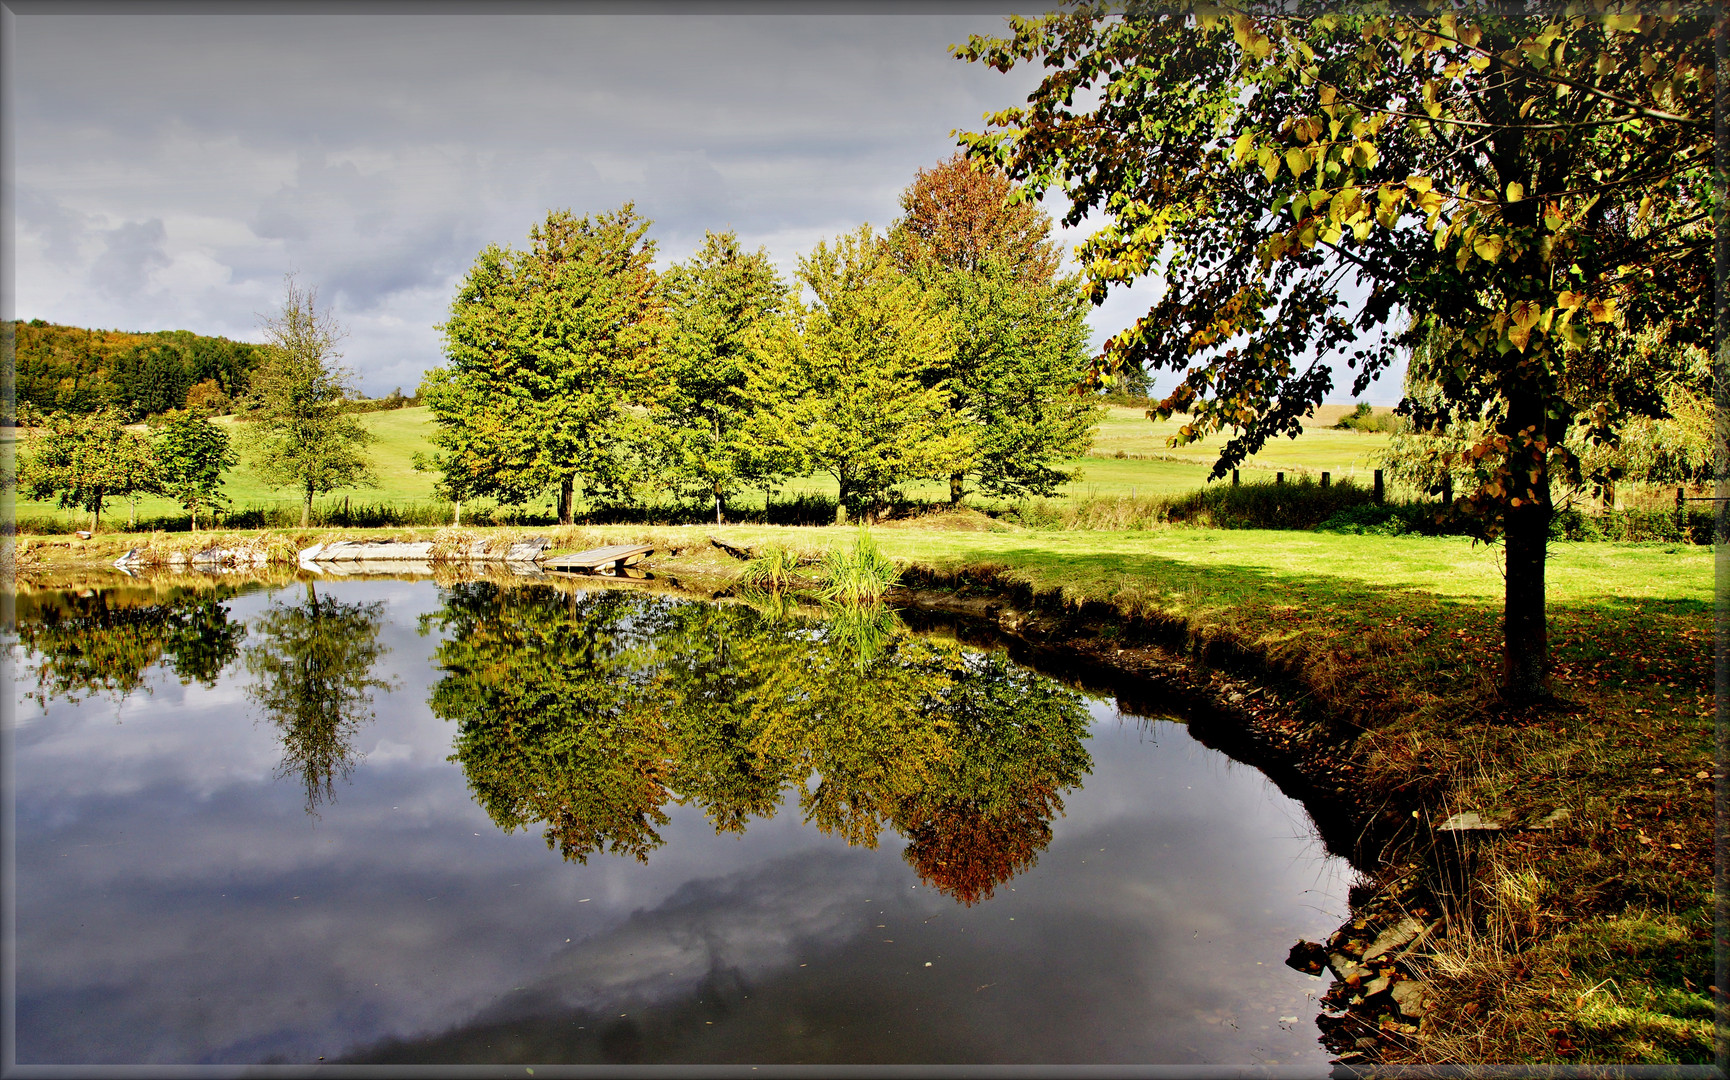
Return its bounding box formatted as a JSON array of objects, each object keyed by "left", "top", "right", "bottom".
[{"left": 11, "top": 519, "right": 1713, "bottom": 1064}]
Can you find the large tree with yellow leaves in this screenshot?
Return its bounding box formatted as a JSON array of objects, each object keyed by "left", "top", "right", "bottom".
[{"left": 957, "top": 0, "right": 1715, "bottom": 702}]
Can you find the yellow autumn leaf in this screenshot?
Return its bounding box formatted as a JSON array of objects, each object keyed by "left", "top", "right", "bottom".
[
  {"left": 1605, "top": 6, "right": 1642, "bottom": 32},
  {"left": 1233, "top": 130, "right": 1256, "bottom": 164},
  {"left": 1262, "top": 150, "right": 1281, "bottom": 183},
  {"left": 1587, "top": 296, "right": 1618, "bottom": 323},
  {"left": 1507, "top": 322, "right": 1532, "bottom": 352},
  {"left": 1474, "top": 234, "right": 1505, "bottom": 263},
  {"left": 1505, "top": 181, "right": 1524, "bottom": 203},
  {"left": 1285, "top": 148, "right": 1311, "bottom": 179},
  {"left": 1510, "top": 300, "right": 1540, "bottom": 329}
]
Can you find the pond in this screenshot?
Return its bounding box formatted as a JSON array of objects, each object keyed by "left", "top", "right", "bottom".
[{"left": 8, "top": 573, "right": 1354, "bottom": 1069}]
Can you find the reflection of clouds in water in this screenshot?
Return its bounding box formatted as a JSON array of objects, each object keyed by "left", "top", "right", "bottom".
[
  {"left": 481, "top": 849, "right": 904, "bottom": 1021},
  {"left": 13, "top": 579, "right": 1351, "bottom": 1067}
]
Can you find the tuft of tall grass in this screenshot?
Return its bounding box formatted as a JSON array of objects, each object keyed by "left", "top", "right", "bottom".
[
  {"left": 737, "top": 544, "right": 805, "bottom": 592},
  {"left": 817, "top": 528, "right": 901, "bottom": 604}
]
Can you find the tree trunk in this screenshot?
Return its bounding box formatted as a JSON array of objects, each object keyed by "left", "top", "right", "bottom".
[
  {"left": 950, "top": 472, "right": 965, "bottom": 506},
  {"left": 453, "top": 499, "right": 462, "bottom": 527},
  {"left": 191, "top": 504, "right": 198, "bottom": 533},
  {"left": 835, "top": 475, "right": 849, "bottom": 525},
  {"left": 559, "top": 474, "right": 575, "bottom": 526},
  {"left": 128, "top": 498, "right": 138, "bottom": 528},
  {"left": 90, "top": 499, "right": 102, "bottom": 535},
  {"left": 714, "top": 485, "right": 725, "bottom": 526},
  {"left": 301, "top": 488, "right": 313, "bottom": 528},
  {"left": 1501, "top": 383, "right": 1552, "bottom": 703}
]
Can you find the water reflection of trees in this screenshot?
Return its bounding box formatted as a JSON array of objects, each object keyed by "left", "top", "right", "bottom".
[
  {"left": 245, "top": 582, "right": 392, "bottom": 814},
  {"left": 14, "top": 588, "right": 247, "bottom": 707},
  {"left": 425, "top": 583, "right": 1091, "bottom": 904}
]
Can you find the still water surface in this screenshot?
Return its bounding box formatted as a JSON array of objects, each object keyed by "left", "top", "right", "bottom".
[{"left": 10, "top": 575, "right": 1352, "bottom": 1067}]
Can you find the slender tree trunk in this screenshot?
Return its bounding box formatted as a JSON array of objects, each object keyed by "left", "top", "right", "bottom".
[
  {"left": 835, "top": 474, "right": 849, "bottom": 525},
  {"left": 715, "top": 483, "right": 725, "bottom": 526},
  {"left": 128, "top": 498, "right": 138, "bottom": 528},
  {"left": 453, "top": 499, "right": 462, "bottom": 527},
  {"left": 301, "top": 483, "right": 313, "bottom": 528},
  {"left": 950, "top": 472, "right": 965, "bottom": 506},
  {"left": 559, "top": 474, "right": 575, "bottom": 526},
  {"left": 1501, "top": 381, "right": 1552, "bottom": 703},
  {"left": 191, "top": 504, "right": 198, "bottom": 533},
  {"left": 90, "top": 497, "right": 102, "bottom": 535}
]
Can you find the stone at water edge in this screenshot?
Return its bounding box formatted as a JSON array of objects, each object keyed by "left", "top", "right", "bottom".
[
  {"left": 1286, "top": 939, "right": 1329, "bottom": 976},
  {"left": 1362, "top": 916, "right": 1430, "bottom": 964},
  {"left": 1388, "top": 978, "right": 1429, "bottom": 1018}
]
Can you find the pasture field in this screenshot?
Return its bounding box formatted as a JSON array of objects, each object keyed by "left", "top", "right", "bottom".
[{"left": 7, "top": 404, "right": 1398, "bottom": 523}]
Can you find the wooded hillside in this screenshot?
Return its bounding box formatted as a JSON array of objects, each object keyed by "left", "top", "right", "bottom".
[{"left": 11, "top": 319, "right": 264, "bottom": 420}]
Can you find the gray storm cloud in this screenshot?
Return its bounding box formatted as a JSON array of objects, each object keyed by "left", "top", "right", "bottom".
[
  {"left": 12, "top": 7, "right": 1044, "bottom": 393},
  {"left": 11, "top": 4, "right": 1403, "bottom": 401}
]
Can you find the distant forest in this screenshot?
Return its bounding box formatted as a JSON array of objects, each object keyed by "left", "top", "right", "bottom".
[{"left": 10, "top": 319, "right": 264, "bottom": 420}]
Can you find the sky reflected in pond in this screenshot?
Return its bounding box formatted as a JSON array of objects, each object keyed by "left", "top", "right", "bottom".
[{"left": 9, "top": 576, "right": 1352, "bottom": 1068}]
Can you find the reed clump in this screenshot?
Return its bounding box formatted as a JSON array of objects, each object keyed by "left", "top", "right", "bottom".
[
  {"left": 737, "top": 544, "right": 806, "bottom": 592},
  {"left": 817, "top": 528, "right": 901, "bottom": 604}
]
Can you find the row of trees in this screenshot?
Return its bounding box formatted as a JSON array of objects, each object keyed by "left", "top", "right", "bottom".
[
  {"left": 17, "top": 278, "right": 377, "bottom": 530},
  {"left": 955, "top": 1, "right": 1714, "bottom": 702},
  {"left": 19, "top": 407, "right": 235, "bottom": 532},
  {"left": 421, "top": 155, "right": 1101, "bottom": 524}
]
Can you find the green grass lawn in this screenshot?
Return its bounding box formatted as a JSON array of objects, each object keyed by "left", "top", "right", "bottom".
[{"left": 4, "top": 403, "right": 1684, "bottom": 525}]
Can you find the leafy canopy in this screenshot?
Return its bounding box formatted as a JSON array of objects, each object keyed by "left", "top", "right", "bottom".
[
  {"left": 426, "top": 204, "right": 666, "bottom": 523},
  {"left": 889, "top": 154, "right": 1101, "bottom": 501},
  {"left": 18, "top": 406, "right": 158, "bottom": 532},
  {"left": 744, "top": 225, "right": 968, "bottom": 522},
  {"left": 648, "top": 230, "right": 793, "bottom": 517},
  {"left": 149, "top": 408, "right": 237, "bottom": 531},
  {"left": 954, "top": 0, "right": 1712, "bottom": 498}
]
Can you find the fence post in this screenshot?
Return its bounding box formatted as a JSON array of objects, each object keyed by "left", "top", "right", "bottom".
[
  {"left": 1276, "top": 472, "right": 1284, "bottom": 485},
  {"left": 1373, "top": 469, "right": 1385, "bottom": 504},
  {"left": 1441, "top": 474, "right": 1453, "bottom": 506},
  {"left": 1232, "top": 469, "right": 1240, "bottom": 486},
  {"left": 1321, "top": 471, "right": 1331, "bottom": 488}
]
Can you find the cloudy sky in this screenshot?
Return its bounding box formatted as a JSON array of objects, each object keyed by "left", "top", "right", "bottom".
[{"left": 10, "top": 2, "right": 1396, "bottom": 402}]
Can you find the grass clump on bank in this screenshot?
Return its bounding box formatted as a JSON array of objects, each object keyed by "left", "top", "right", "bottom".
[{"left": 817, "top": 529, "right": 901, "bottom": 604}]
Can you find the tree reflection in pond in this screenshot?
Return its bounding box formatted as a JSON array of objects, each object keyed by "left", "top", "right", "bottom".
[
  {"left": 14, "top": 588, "right": 247, "bottom": 707},
  {"left": 425, "top": 582, "right": 1091, "bottom": 904},
  {"left": 245, "top": 581, "right": 392, "bottom": 815}
]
